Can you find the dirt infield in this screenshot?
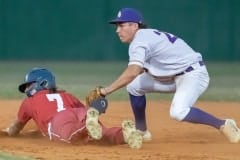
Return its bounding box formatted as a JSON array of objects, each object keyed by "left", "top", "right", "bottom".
[{"left": 0, "top": 100, "right": 240, "bottom": 160}]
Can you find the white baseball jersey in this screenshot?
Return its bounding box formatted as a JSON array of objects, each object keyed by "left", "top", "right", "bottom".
[
  {"left": 126, "top": 28, "right": 209, "bottom": 121},
  {"left": 128, "top": 29, "right": 203, "bottom": 77}
]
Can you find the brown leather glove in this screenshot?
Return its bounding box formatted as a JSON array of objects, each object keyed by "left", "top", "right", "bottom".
[{"left": 85, "top": 86, "right": 105, "bottom": 107}]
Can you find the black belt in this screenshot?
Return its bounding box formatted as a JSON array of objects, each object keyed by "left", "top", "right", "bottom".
[{"left": 175, "top": 61, "right": 204, "bottom": 76}]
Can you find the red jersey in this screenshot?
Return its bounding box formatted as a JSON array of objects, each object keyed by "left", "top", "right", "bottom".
[{"left": 17, "top": 90, "right": 86, "bottom": 135}]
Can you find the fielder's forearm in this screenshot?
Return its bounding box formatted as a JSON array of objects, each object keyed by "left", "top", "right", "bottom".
[{"left": 104, "top": 65, "right": 143, "bottom": 95}]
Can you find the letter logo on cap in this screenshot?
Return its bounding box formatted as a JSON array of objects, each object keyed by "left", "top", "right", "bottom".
[{"left": 117, "top": 11, "right": 121, "bottom": 18}]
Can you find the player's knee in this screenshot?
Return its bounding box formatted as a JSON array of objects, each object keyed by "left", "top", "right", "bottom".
[
  {"left": 126, "top": 84, "right": 144, "bottom": 96},
  {"left": 169, "top": 106, "right": 190, "bottom": 121}
]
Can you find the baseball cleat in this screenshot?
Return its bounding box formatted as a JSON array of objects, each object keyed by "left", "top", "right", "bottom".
[
  {"left": 122, "top": 120, "right": 143, "bottom": 149},
  {"left": 138, "top": 130, "right": 152, "bottom": 142},
  {"left": 220, "top": 119, "right": 240, "bottom": 143},
  {"left": 86, "top": 108, "right": 102, "bottom": 140}
]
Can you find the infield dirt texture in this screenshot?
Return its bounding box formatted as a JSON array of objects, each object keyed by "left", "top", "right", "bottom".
[
  {"left": 1, "top": 100, "right": 240, "bottom": 160},
  {"left": 0, "top": 61, "right": 239, "bottom": 159}
]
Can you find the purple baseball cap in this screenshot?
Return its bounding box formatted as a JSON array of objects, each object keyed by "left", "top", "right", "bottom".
[{"left": 109, "top": 8, "right": 144, "bottom": 24}]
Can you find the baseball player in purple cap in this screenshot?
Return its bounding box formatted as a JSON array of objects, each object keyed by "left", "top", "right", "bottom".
[{"left": 95, "top": 7, "right": 240, "bottom": 143}]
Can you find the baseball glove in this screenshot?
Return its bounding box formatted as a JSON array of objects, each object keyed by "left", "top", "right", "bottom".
[
  {"left": 89, "top": 97, "right": 108, "bottom": 114},
  {"left": 85, "top": 86, "right": 105, "bottom": 107}
]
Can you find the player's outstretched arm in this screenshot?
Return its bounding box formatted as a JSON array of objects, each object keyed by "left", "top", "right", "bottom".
[
  {"left": 101, "top": 64, "right": 143, "bottom": 96},
  {"left": 3, "top": 119, "right": 26, "bottom": 136}
]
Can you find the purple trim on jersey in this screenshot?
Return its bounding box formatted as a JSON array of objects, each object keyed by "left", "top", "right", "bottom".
[
  {"left": 164, "top": 32, "right": 178, "bottom": 43},
  {"left": 129, "top": 94, "right": 147, "bottom": 131},
  {"left": 183, "top": 107, "right": 225, "bottom": 129},
  {"left": 153, "top": 30, "right": 178, "bottom": 43}
]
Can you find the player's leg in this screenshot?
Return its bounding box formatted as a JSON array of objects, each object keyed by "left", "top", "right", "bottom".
[
  {"left": 128, "top": 94, "right": 147, "bottom": 131},
  {"left": 128, "top": 94, "right": 152, "bottom": 141},
  {"left": 127, "top": 72, "right": 175, "bottom": 141},
  {"left": 100, "top": 122, "right": 143, "bottom": 149},
  {"left": 170, "top": 66, "right": 240, "bottom": 142},
  {"left": 100, "top": 126, "right": 125, "bottom": 144},
  {"left": 170, "top": 66, "right": 224, "bottom": 127},
  {"left": 121, "top": 120, "right": 143, "bottom": 149},
  {"left": 86, "top": 107, "right": 102, "bottom": 140},
  {"left": 49, "top": 108, "right": 88, "bottom": 144}
]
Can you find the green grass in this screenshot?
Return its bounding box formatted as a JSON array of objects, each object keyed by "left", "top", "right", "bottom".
[
  {"left": 0, "top": 152, "right": 33, "bottom": 160},
  {"left": 0, "top": 61, "right": 239, "bottom": 101}
]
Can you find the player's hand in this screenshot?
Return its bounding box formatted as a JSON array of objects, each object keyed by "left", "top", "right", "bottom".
[
  {"left": 100, "top": 87, "right": 108, "bottom": 96},
  {"left": 0, "top": 128, "right": 9, "bottom": 136}
]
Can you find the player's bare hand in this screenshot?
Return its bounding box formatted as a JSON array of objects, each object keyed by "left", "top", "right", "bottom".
[{"left": 0, "top": 128, "right": 9, "bottom": 136}]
